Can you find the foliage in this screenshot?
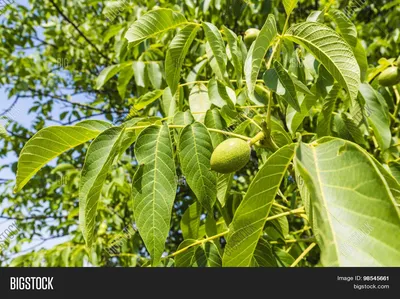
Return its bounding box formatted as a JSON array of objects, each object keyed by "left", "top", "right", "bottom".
[{"left": 1, "top": 0, "right": 400, "bottom": 267}]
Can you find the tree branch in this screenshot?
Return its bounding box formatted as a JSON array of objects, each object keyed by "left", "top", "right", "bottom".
[{"left": 48, "top": 0, "right": 111, "bottom": 62}]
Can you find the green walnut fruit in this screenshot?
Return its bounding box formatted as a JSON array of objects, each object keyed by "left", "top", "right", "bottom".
[
  {"left": 244, "top": 28, "right": 260, "bottom": 47},
  {"left": 378, "top": 66, "right": 400, "bottom": 86},
  {"left": 210, "top": 138, "right": 251, "bottom": 174}
]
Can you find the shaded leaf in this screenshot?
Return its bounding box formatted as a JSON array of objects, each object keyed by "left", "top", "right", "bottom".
[
  {"left": 359, "top": 83, "right": 391, "bottom": 150},
  {"left": 181, "top": 202, "right": 201, "bottom": 240},
  {"left": 223, "top": 26, "right": 243, "bottom": 86},
  {"left": 132, "top": 124, "right": 177, "bottom": 265},
  {"left": 178, "top": 122, "right": 217, "bottom": 212},
  {"left": 264, "top": 61, "right": 301, "bottom": 112},
  {"left": 317, "top": 83, "right": 341, "bottom": 137},
  {"left": 79, "top": 127, "right": 125, "bottom": 248},
  {"left": 223, "top": 144, "right": 295, "bottom": 266}
]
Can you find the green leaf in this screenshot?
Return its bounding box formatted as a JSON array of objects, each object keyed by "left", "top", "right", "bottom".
[
  {"left": 95, "top": 63, "right": 130, "bottom": 90},
  {"left": 189, "top": 84, "right": 211, "bottom": 122},
  {"left": 132, "top": 124, "right": 177, "bottom": 265},
  {"left": 327, "top": 9, "right": 357, "bottom": 47},
  {"left": 286, "top": 94, "right": 316, "bottom": 135},
  {"left": 204, "top": 242, "right": 222, "bottom": 267},
  {"left": 173, "top": 111, "right": 194, "bottom": 127},
  {"left": 372, "top": 160, "right": 400, "bottom": 204},
  {"left": 341, "top": 113, "right": 366, "bottom": 146},
  {"left": 271, "top": 118, "right": 293, "bottom": 147},
  {"left": 166, "top": 24, "right": 199, "bottom": 94},
  {"left": 15, "top": 121, "right": 111, "bottom": 193},
  {"left": 223, "top": 26, "right": 243, "bottom": 87},
  {"left": 253, "top": 237, "right": 278, "bottom": 267},
  {"left": 359, "top": 83, "right": 391, "bottom": 150},
  {"left": 223, "top": 144, "right": 295, "bottom": 266},
  {"left": 132, "top": 61, "right": 146, "bottom": 88},
  {"left": 274, "top": 247, "right": 295, "bottom": 267},
  {"left": 291, "top": 75, "right": 314, "bottom": 96},
  {"left": 117, "top": 63, "right": 134, "bottom": 99},
  {"left": 283, "top": 0, "right": 299, "bottom": 16},
  {"left": 178, "top": 122, "right": 217, "bottom": 212},
  {"left": 317, "top": 83, "right": 341, "bottom": 137},
  {"left": 216, "top": 173, "right": 234, "bottom": 207},
  {"left": 204, "top": 108, "right": 226, "bottom": 148},
  {"left": 284, "top": 22, "right": 360, "bottom": 102},
  {"left": 186, "top": 59, "right": 208, "bottom": 85},
  {"left": 162, "top": 87, "right": 178, "bottom": 123},
  {"left": 265, "top": 206, "right": 289, "bottom": 241},
  {"left": 389, "top": 161, "right": 400, "bottom": 185},
  {"left": 208, "top": 79, "right": 237, "bottom": 109},
  {"left": 146, "top": 62, "right": 163, "bottom": 90},
  {"left": 264, "top": 61, "right": 301, "bottom": 112},
  {"left": 0, "top": 123, "right": 8, "bottom": 138},
  {"left": 202, "top": 22, "right": 228, "bottom": 81},
  {"left": 175, "top": 240, "right": 206, "bottom": 267},
  {"left": 353, "top": 40, "right": 368, "bottom": 82},
  {"left": 79, "top": 127, "right": 125, "bottom": 248},
  {"left": 134, "top": 89, "right": 164, "bottom": 111},
  {"left": 181, "top": 202, "right": 201, "bottom": 240},
  {"left": 294, "top": 138, "right": 400, "bottom": 266},
  {"left": 307, "top": 10, "right": 324, "bottom": 22},
  {"left": 125, "top": 9, "right": 188, "bottom": 46},
  {"left": 245, "top": 14, "right": 277, "bottom": 98}
]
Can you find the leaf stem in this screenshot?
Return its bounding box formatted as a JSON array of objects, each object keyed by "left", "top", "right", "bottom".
[
  {"left": 392, "top": 85, "right": 400, "bottom": 124},
  {"left": 273, "top": 202, "right": 291, "bottom": 211},
  {"left": 164, "top": 230, "right": 229, "bottom": 259},
  {"left": 269, "top": 237, "right": 315, "bottom": 245},
  {"left": 290, "top": 242, "right": 317, "bottom": 267},
  {"left": 179, "top": 79, "right": 264, "bottom": 87},
  {"left": 126, "top": 125, "right": 252, "bottom": 141},
  {"left": 277, "top": 189, "right": 289, "bottom": 204},
  {"left": 266, "top": 37, "right": 281, "bottom": 70},
  {"left": 208, "top": 128, "right": 252, "bottom": 141},
  {"left": 265, "top": 207, "right": 305, "bottom": 222}
]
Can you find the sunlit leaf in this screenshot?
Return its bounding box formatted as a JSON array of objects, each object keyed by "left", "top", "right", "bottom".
[
  {"left": 245, "top": 14, "right": 277, "bottom": 98},
  {"left": 15, "top": 121, "right": 112, "bottom": 193},
  {"left": 125, "top": 9, "right": 188, "bottom": 45},
  {"left": 166, "top": 24, "right": 199, "bottom": 94},
  {"left": 295, "top": 138, "right": 400, "bottom": 266},
  {"left": 284, "top": 22, "right": 360, "bottom": 102}
]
